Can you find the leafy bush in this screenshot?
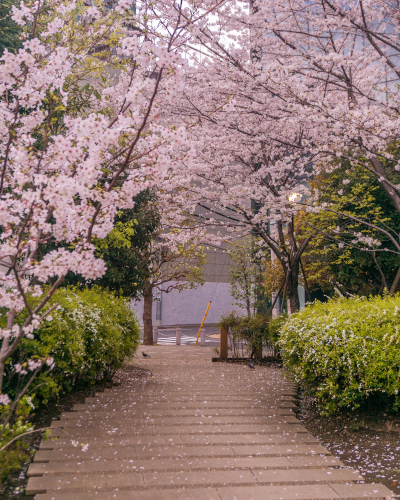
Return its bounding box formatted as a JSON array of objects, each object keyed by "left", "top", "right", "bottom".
[
  {"left": 1, "top": 286, "right": 139, "bottom": 491},
  {"left": 269, "top": 314, "right": 288, "bottom": 344},
  {"left": 0, "top": 397, "right": 36, "bottom": 487},
  {"left": 278, "top": 295, "right": 400, "bottom": 414},
  {"left": 219, "top": 312, "right": 275, "bottom": 357},
  {"left": 4, "top": 286, "right": 140, "bottom": 405}
]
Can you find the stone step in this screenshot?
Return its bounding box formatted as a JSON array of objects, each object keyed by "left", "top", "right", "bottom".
[
  {"left": 50, "top": 423, "right": 309, "bottom": 436},
  {"left": 32, "top": 482, "right": 392, "bottom": 500},
  {"left": 27, "top": 455, "right": 343, "bottom": 477},
  {"left": 26, "top": 467, "right": 360, "bottom": 495},
  {"left": 58, "top": 413, "right": 300, "bottom": 425},
  {"left": 81, "top": 399, "right": 281, "bottom": 409},
  {"left": 29, "top": 349, "right": 392, "bottom": 500},
  {"left": 71, "top": 405, "right": 294, "bottom": 417},
  {"left": 41, "top": 432, "right": 319, "bottom": 450},
  {"left": 93, "top": 393, "right": 279, "bottom": 401},
  {"left": 33, "top": 443, "right": 331, "bottom": 463}
]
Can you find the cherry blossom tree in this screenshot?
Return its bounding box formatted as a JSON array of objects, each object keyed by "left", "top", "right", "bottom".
[
  {"left": 0, "top": 0, "right": 222, "bottom": 422},
  {"left": 165, "top": 0, "right": 400, "bottom": 312},
  {"left": 167, "top": 54, "right": 312, "bottom": 313}
]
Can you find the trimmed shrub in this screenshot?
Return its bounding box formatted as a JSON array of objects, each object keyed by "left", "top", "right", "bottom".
[
  {"left": 278, "top": 295, "right": 400, "bottom": 414},
  {"left": 219, "top": 312, "right": 274, "bottom": 357},
  {"left": 4, "top": 286, "right": 140, "bottom": 404},
  {"left": 1, "top": 286, "right": 139, "bottom": 491}
]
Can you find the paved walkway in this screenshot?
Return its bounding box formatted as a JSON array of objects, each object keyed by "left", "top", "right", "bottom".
[{"left": 27, "top": 346, "right": 393, "bottom": 499}]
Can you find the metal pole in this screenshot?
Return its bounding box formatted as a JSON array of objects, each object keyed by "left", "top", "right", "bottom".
[
  {"left": 200, "top": 328, "right": 206, "bottom": 347},
  {"left": 176, "top": 327, "right": 181, "bottom": 345},
  {"left": 195, "top": 301, "right": 211, "bottom": 346},
  {"left": 152, "top": 326, "right": 158, "bottom": 344}
]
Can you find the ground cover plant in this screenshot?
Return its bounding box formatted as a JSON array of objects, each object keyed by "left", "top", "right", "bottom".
[{"left": 279, "top": 295, "right": 400, "bottom": 414}]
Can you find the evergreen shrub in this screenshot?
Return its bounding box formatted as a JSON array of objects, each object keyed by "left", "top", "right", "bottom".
[
  {"left": 3, "top": 286, "right": 140, "bottom": 406},
  {"left": 219, "top": 312, "right": 275, "bottom": 357},
  {"left": 278, "top": 295, "right": 400, "bottom": 414},
  {"left": 1, "top": 286, "right": 139, "bottom": 488}
]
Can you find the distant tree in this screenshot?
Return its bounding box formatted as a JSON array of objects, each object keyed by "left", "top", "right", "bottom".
[
  {"left": 228, "top": 236, "right": 268, "bottom": 317},
  {"left": 304, "top": 163, "right": 400, "bottom": 296},
  {"left": 141, "top": 240, "right": 206, "bottom": 345},
  {"left": 93, "top": 189, "right": 160, "bottom": 299}
]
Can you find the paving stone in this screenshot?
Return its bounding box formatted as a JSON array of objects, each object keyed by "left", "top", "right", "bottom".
[
  {"left": 253, "top": 467, "right": 362, "bottom": 482},
  {"left": 54, "top": 424, "right": 226, "bottom": 437},
  {"left": 57, "top": 422, "right": 308, "bottom": 435},
  {"left": 93, "top": 394, "right": 260, "bottom": 401},
  {"left": 135, "top": 445, "right": 238, "bottom": 459},
  {"left": 270, "top": 433, "right": 320, "bottom": 444},
  {"left": 28, "top": 458, "right": 190, "bottom": 476},
  {"left": 75, "top": 406, "right": 288, "bottom": 418},
  {"left": 330, "top": 482, "right": 395, "bottom": 497},
  {"left": 26, "top": 472, "right": 144, "bottom": 495},
  {"left": 33, "top": 445, "right": 237, "bottom": 463},
  {"left": 40, "top": 434, "right": 184, "bottom": 449},
  {"left": 231, "top": 443, "right": 331, "bottom": 455},
  {"left": 216, "top": 484, "right": 342, "bottom": 500},
  {"left": 29, "top": 455, "right": 302, "bottom": 476},
  {"left": 287, "top": 455, "right": 344, "bottom": 467},
  {"left": 217, "top": 408, "right": 294, "bottom": 416},
  {"left": 60, "top": 414, "right": 300, "bottom": 425},
  {"left": 180, "top": 434, "right": 276, "bottom": 445},
  {"left": 143, "top": 469, "right": 257, "bottom": 487},
  {"left": 35, "top": 487, "right": 221, "bottom": 500}
]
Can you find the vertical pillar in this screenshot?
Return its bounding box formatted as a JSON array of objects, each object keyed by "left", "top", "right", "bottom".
[
  {"left": 152, "top": 326, "right": 158, "bottom": 344},
  {"left": 200, "top": 329, "right": 205, "bottom": 347},
  {"left": 254, "top": 345, "right": 263, "bottom": 360},
  {"left": 298, "top": 285, "right": 306, "bottom": 310},
  {"left": 220, "top": 326, "right": 228, "bottom": 360},
  {"left": 155, "top": 290, "right": 162, "bottom": 326},
  {"left": 176, "top": 327, "right": 181, "bottom": 345}
]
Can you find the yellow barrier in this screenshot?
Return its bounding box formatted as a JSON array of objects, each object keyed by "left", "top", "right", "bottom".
[{"left": 195, "top": 301, "right": 211, "bottom": 346}]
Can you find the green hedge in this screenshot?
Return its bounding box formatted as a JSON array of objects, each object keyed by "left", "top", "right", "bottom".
[
  {"left": 278, "top": 295, "right": 400, "bottom": 414},
  {"left": 1, "top": 286, "right": 140, "bottom": 487},
  {"left": 219, "top": 312, "right": 276, "bottom": 356},
  {"left": 7, "top": 286, "right": 141, "bottom": 403}
]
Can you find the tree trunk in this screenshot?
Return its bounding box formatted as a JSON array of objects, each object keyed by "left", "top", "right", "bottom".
[
  {"left": 246, "top": 296, "right": 251, "bottom": 317},
  {"left": 370, "top": 157, "right": 400, "bottom": 216},
  {"left": 143, "top": 282, "right": 153, "bottom": 345},
  {"left": 286, "top": 261, "right": 300, "bottom": 314}
]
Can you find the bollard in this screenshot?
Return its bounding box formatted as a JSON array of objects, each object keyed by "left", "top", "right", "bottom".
[
  {"left": 220, "top": 326, "right": 228, "bottom": 360},
  {"left": 254, "top": 345, "right": 263, "bottom": 360},
  {"left": 152, "top": 326, "right": 158, "bottom": 344},
  {"left": 176, "top": 327, "right": 181, "bottom": 345},
  {"left": 200, "top": 328, "right": 205, "bottom": 347}
]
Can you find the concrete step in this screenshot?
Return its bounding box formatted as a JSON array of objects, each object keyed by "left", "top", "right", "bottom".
[
  {"left": 26, "top": 467, "right": 361, "bottom": 495},
  {"left": 41, "top": 432, "right": 320, "bottom": 450},
  {"left": 28, "top": 456, "right": 345, "bottom": 477},
  {"left": 33, "top": 443, "right": 331, "bottom": 463},
  {"left": 50, "top": 422, "right": 309, "bottom": 436},
  {"left": 58, "top": 413, "right": 300, "bottom": 425}
]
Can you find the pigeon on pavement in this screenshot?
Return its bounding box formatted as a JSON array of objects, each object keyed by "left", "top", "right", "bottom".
[
  {"left": 248, "top": 360, "right": 255, "bottom": 369},
  {"left": 142, "top": 352, "right": 150, "bottom": 358}
]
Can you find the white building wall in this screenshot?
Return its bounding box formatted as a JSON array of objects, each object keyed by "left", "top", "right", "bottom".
[{"left": 132, "top": 281, "right": 246, "bottom": 327}]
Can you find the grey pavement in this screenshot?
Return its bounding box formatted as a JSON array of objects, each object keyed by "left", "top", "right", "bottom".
[{"left": 27, "top": 345, "right": 394, "bottom": 500}]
